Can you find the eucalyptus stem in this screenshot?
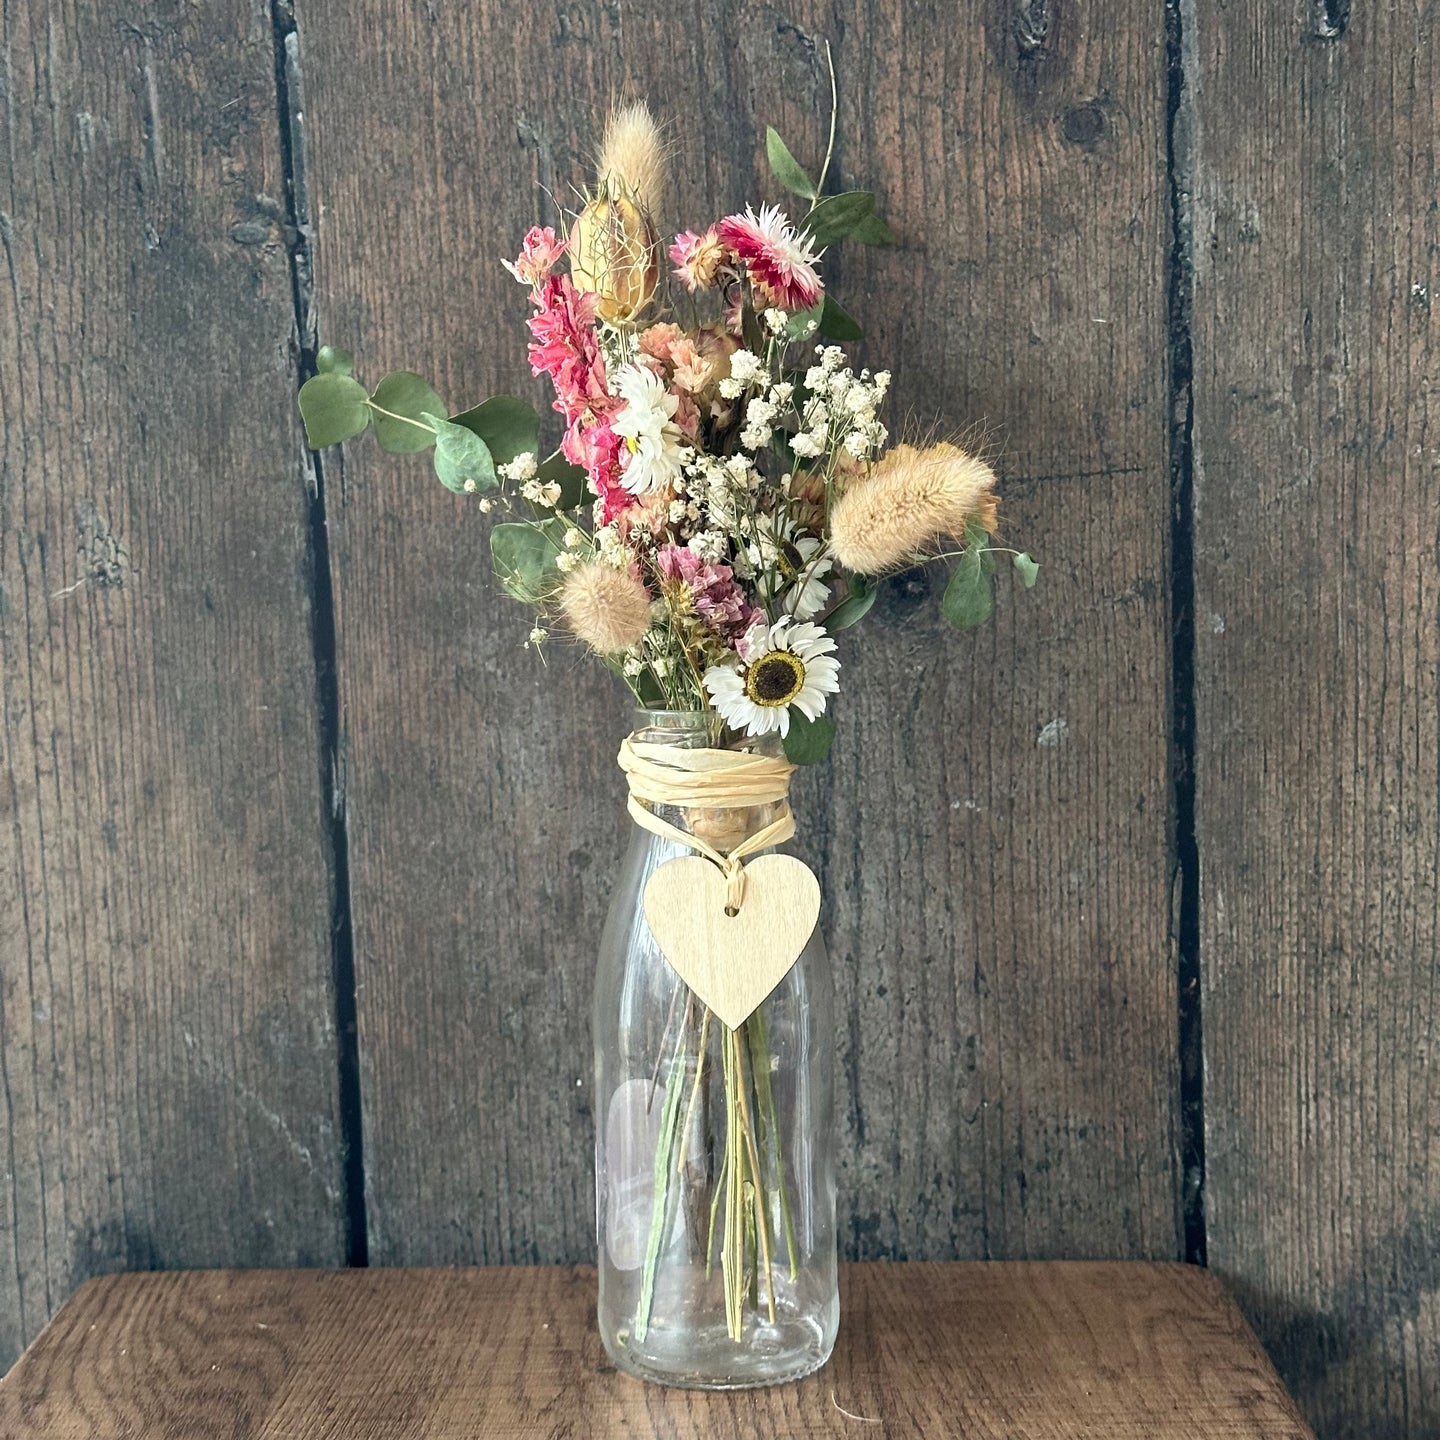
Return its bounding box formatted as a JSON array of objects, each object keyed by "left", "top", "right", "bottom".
[
  {"left": 811, "top": 40, "right": 839, "bottom": 207},
  {"left": 364, "top": 398, "right": 437, "bottom": 434}
]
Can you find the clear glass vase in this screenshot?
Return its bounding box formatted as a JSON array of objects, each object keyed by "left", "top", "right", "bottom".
[{"left": 594, "top": 708, "right": 838, "bottom": 1388}]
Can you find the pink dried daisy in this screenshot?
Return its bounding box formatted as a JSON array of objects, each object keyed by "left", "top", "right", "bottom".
[
  {"left": 669, "top": 226, "right": 728, "bottom": 292},
  {"left": 716, "top": 204, "right": 823, "bottom": 311}
]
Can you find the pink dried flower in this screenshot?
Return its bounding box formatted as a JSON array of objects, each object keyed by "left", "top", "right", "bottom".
[
  {"left": 563, "top": 418, "right": 632, "bottom": 524},
  {"left": 716, "top": 204, "right": 823, "bottom": 311},
  {"left": 527, "top": 274, "right": 608, "bottom": 423},
  {"left": 502, "top": 226, "right": 567, "bottom": 288},
  {"left": 637, "top": 322, "right": 685, "bottom": 362},
  {"left": 656, "top": 544, "right": 759, "bottom": 643},
  {"left": 669, "top": 227, "right": 728, "bottom": 291}
]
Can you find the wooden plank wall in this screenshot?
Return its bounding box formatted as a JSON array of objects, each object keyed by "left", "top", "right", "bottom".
[
  {"left": 1, "top": 3, "right": 1435, "bottom": 1436},
  {"left": 1189, "top": 4, "right": 1440, "bottom": 1437},
  {"left": 0, "top": 0, "right": 347, "bottom": 1369}
]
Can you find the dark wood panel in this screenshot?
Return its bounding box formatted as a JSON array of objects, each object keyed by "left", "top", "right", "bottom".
[
  {"left": 1189, "top": 4, "right": 1440, "bottom": 1437},
  {"left": 300, "top": 1, "right": 1179, "bottom": 1265},
  {"left": 0, "top": 0, "right": 346, "bottom": 1367},
  {"left": 0, "top": 1263, "right": 1313, "bottom": 1438}
]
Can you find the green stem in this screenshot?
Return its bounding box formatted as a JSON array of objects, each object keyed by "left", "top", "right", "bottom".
[
  {"left": 675, "top": 1007, "right": 712, "bottom": 1176},
  {"left": 746, "top": 1008, "right": 799, "bottom": 1280},
  {"left": 732, "top": 1026, "right": 777, "bottom": 1323},
  {"left": 810, "top": 40, "right": 839, "bottom": 209},
  {"left": 634, "top": 1013, "right": 690, "bottom": 1342}
]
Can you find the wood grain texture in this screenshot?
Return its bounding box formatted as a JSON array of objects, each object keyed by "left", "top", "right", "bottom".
[
  {"left": 300, "top": 0, "right": 1180, "bottom": 1269},
  {"left": 1187, "top": 3, "right": 1440, "bottom": 1437},
  {"left": 0, "top": 1262, "right": 1314, "bottom": 1438},
  {"left": 0, "top": 0, "right": 346, "bottom": 1368}
]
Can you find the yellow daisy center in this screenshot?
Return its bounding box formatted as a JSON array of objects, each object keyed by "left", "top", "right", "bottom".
[{"left": 745, "top": 650, "right": 805, "bottom": 708}]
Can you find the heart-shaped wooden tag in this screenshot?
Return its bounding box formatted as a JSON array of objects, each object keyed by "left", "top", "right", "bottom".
[{"left": 642, "top": 854, "right": 821, "bottom": 1029}]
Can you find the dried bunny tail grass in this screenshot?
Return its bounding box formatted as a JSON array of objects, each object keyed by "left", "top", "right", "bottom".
[
  {"left": 558, "top": 562, "right": 653, "bottom": 655},
  {"left": 829, "top": 441, "right": 1000, "bottom": 574},
  {"left": 597, "top": 101, "right": 668, "bottom": 215}
]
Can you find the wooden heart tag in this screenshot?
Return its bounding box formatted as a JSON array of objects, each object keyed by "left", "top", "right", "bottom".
[{"left": 642, "top": 854, "right": 821, "bottom": 1029}]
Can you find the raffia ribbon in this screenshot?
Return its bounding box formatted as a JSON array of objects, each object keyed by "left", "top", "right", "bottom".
[{"left": 618, "top": 736, "right": 796, "bottom": 912}]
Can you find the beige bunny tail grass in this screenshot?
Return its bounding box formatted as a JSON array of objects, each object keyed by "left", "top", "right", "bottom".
[
  {"left": 830, "top": 441, "right": 999, "bottom": 574},
  {"left": 597, "top": 101, "right": 668, "bottom": 215},
  {"left": 559, "top": 562, "right": 653, "bottom": 655}
]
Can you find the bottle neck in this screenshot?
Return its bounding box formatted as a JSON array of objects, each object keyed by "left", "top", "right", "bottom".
[{"left": 628, "top": 709, "right": 789, "bottom": 848}]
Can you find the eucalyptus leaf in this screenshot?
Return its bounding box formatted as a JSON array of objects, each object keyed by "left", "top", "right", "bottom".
[
  {"left": 423, "top": 412, "right": 496, "bottom": 495},
  {"left": 851, "top": 213, "right": 896, "bottom": 246},
  {"left": 536, "top": 451, "right": 588, "bottom": 510},
  {"left": 803, "top": 191, "right": 875, "bottom": 246},
  {"left": 1014, "top": 552, "right": 1040, "bottom": 589},
  {"left": 297, "top": 372, "right": 370, "bottom": 449},
  {"left": 783, "top": 709, "right": 837, "bottom": 765},
  {"left": 784, "top": 301, "right": 825, "bottom": 342},
  {"left": 765, "top": 126, "right": 817, "bottom": 199},
  {"left": 490, "top": 519, "right": 568, "bottom": 604},
  {"left": 816, "top": 294, "right": 864, "bottom": 341},
  {"left": 826, "top": 575, "right": 876, "bottom": 631},
  {"left": 450, "top": 395, "right": 539, "bottom": 467},
  {"left": 942, "top": 536, "right": 995, "bottom": 631},
  {"left": 370, "top": 371, "right": 445, "bottom": 454},
  {"left": 315, "top": 344, "right": 355, "bottom": 377}
]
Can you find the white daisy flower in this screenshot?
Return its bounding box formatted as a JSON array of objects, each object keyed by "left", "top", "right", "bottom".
[
  {"left": 703, "top": 617, "right": 840, "bottom": 738},
  {"left": 773, "top": 521, "right": 834, "bottom": 620},
  {"left": 611, "top": 365, "right": 688, "bottom": 493}
]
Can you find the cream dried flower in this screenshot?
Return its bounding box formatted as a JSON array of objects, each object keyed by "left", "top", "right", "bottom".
[
  {"left": 829, "top": 441, "right": 999, "bottom": 574},
  {"left": 558, "top": 561, "right": 653, "bottom": 654}
]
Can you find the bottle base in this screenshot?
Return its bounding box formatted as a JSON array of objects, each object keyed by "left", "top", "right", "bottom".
[{"left": 603, "top": 1311, "right": 837, "bottom": 1390}]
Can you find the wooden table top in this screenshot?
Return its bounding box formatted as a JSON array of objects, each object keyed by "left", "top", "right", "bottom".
[{"left": 0, "top": 1262, "right": 1312, "bottom": 1438}]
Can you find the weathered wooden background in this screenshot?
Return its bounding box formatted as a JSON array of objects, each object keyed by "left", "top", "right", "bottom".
[{"left": 1, "top": 2, "right": 1435, "bottom": 1437}]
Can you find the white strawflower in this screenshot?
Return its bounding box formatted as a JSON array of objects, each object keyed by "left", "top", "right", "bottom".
[
  {"left": 778, "top": 528, "right": 834, "bottom": 620},
  {"left": 790, "top": 432, "right": 823, "bottom": 458},
  {"left": 703, "top": 618, "right": 840, "bottom": 738},
  {"left": 612, "top": 365, "right": 688, "bottom": 493}
]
